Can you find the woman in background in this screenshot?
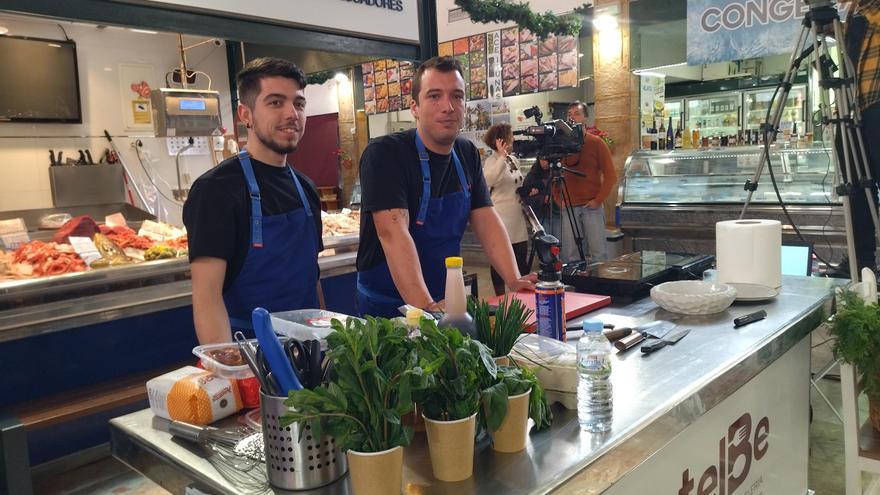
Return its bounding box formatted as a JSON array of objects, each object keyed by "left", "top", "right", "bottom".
[{"left": 483, "top": 123, "right": 530, "bottom": 295}]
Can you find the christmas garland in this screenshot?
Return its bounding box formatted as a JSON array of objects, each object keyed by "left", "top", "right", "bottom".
[
  {"left": 454, "top": 0, "right": 589, "bottom": 38},
  {"left": 307, "top": 71, "right": 334, "bottom": 86}
]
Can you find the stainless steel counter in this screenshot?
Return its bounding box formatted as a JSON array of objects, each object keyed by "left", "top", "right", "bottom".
[
  {"left": 0, "top": 234, "right": 359, "bottom": 343},
  {"left": 109, "top": 275, "right": 838, "bottom": 495}
]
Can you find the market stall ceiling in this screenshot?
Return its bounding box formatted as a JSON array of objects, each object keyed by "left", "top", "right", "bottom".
[{"left": 242, "top": 43, "right": 380, "bottom": 76}]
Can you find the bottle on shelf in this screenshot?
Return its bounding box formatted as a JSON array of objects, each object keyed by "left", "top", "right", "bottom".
[
  {"left": 666, "top": 117, "right": 674, "bottom": 150},
  {"left": 650, "top": 120, "right": 658, "bottom": 150},
  {"left": 437, "top": 256, "right": 475, "bottom": 338},
  {"left": 790, "top": 122, "right": 798, "bottom": 148},
  {"left": 682, "top": 126, "right": 692, "bottom": 149},
  {"left": 658, "top": 119, "right": 667, "bottom": 150},
  {"left": 577, "top": 319, "right": 612, "bottom": 433},
  {"left": 674, "top": 128, "right": 683, "bottom": 149},
  {"left": 692, "top": 127, "right": 700, "bottom": 149}
]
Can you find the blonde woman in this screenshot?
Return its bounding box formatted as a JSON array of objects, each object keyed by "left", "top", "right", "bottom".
[{"left": 483, "top": 123, "right": 530, "bottom": 295}]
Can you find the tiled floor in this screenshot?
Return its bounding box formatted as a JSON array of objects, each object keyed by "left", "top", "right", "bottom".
[{"left": 31, "top": 270, "right": 873, "bottom": 494}]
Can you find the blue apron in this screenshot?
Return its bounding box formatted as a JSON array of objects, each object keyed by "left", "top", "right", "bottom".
[
  {"left": 356, "top": 132, "right": 471, "bottom": 318},
  {"left": 223, "top": 149, "right": 320, "bottom": 329}
]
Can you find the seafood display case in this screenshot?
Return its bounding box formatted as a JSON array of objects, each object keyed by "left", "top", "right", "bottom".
[{"left": 0, "top": 207, "right": 361, "bottom": 342}]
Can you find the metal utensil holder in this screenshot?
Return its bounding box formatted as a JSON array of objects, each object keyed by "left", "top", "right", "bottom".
[{"left": 260, "top": 390, "right": 347, "bottom": 490}]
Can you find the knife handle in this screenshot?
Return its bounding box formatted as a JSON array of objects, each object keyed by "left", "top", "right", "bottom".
[
  {"left": 641, "top": 338, "right": 668, "bottom": 354},
  {"left": 603, "top": 327, "right": 632, "bottom": 342},
  {"left": 614, "top": 332, "right": 645, "bottom": 352},
  {"left": 734, "top": 310, "right": 767, "bottom": 328}
]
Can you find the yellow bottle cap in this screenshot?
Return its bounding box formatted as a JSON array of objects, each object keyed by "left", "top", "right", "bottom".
[
  {"left": 406, "top": 308, "right": 423, "bottom": 325},
  {"left": 445, "top": 256, "right": 463, "bottom": 268}
]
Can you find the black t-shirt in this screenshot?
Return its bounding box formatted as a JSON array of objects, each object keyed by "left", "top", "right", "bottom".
[
  {"left": 183, "top": 155, "right": 323, "bottom": 291},
  {"left": 357, "top": 128, "right": 493, "bottom": 272}
]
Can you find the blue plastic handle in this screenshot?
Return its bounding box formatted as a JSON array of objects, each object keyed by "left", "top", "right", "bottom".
[{"left": 252, "top": 307, "right": 302, "bottom": 393}]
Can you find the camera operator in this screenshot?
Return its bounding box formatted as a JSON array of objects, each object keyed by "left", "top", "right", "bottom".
[
  {"left": 843, "top": 0, "right": 880, "bottom": 272},
  {"left": 553, "top": 101, "right": 617, "bottom": 263},
  {"left": 518, "top": 158, "right": 561, "bottom": 240}
]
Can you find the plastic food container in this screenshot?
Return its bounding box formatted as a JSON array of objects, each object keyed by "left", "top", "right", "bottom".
[
  {"left": 269, "top": 309, "right": 360, "bottom": 348},
  {"left": 192, "top": 342, "right": 255, "bottom": 380}
]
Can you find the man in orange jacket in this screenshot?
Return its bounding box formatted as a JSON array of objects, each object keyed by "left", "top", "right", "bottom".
[{"left": 552, "top": 101, "right": 617, "bottom": 263}]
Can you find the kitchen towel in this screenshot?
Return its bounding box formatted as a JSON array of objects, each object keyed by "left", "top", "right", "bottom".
[{"left": 716, "top": 219, "right": 782, "bottom": 289}]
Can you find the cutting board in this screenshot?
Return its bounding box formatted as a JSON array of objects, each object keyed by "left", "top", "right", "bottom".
[{"left": 486, "top": 290, "right": 611, "bottom": 330}]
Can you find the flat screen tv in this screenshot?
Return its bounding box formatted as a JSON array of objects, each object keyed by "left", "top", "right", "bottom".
[{"left": 0, "top": 35, "right": 82, "bottom": 123}]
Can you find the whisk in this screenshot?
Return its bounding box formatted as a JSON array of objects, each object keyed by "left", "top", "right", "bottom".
[{"left": 168, "top": 420, "right": 270, "bottom": 494}]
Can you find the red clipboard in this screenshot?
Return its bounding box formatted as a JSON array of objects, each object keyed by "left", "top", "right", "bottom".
[{"left": 486, "top": 291, "right": 611, "bottom": 330}]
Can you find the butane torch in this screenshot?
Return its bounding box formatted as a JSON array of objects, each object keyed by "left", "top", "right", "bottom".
[{"left": 523, "top": 206, "right": 566, "bottom": 341}]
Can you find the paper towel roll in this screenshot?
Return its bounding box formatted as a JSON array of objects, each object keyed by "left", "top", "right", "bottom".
[{"left": 716, "top": 219, "right": 782, "bottom": 289}]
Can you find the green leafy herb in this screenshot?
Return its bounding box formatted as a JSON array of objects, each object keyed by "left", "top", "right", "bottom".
[
  {"left": 413, "top": 320, "right": 497, "bottom": 422},
  {"left": 520, "top": 365, "right": 552, "bottom": 431},
  {"left": 469, "top": 296, "right": 533, "bottom": 358},
  {"left": 482, "top": 365, "right": 552, "bottom": 432},
  {"left": 829, "top": 290, "right": 880, "bottom": 398},
  {"left": 281, "top": 317, "right": 427, "bottom": 453}
]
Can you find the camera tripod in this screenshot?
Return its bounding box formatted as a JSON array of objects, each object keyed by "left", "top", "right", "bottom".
[
  {"left": 526, "top": 156, "right": 587, "bottom": 269},
  {"left": 740, "top": 0, "right": 878, "bottom": 282}
]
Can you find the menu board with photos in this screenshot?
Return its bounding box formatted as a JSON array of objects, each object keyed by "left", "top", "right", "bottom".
[
  {"left": 363, "top": 29, "right": 577, "bottom": 114},
  {"left": 362, "top": 59, "right": 415, "bottom": 115},
  {"left": 441, "top": 27, "right": 579, "bottom": 100}
]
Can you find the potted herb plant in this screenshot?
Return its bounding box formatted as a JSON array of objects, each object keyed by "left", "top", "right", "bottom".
[
  {"left": 482, "top": 365, "right": 553, "bottom": 453},
  {"left": 282, "top": 317, "right": 426, "bottom": 495},
  {"left": 413, "top": 320, "right": 497, "bottom": 482},
  {"left": 469, "top": 296, "right": 533, "bottom": 365},
  {"left": 829, "top": 290, "right": 880, "bottom": 432}
]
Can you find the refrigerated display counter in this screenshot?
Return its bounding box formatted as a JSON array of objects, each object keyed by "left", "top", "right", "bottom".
[
  {"left": 618, "top": 145, "right": 844, "bottom": 262},
  {"left": 0, "top": 232, "right": 359, "bottom": 343}
]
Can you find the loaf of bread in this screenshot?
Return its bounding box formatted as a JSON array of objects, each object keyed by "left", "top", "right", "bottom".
[{"left": 147, "top": 366, "right": 242, "bottom": 424}]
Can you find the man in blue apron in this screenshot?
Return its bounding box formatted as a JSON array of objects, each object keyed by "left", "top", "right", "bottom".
[
  {"left": 184, "top": 58, "right": 322, "bottom": 344},
  {"left": 357, "top": 56, "right": 535, "bottom": 318}
]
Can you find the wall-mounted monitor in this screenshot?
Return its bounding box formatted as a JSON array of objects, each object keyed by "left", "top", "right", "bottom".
[{"left": 0, "top": 35, "right": 82, "bottom": 123}]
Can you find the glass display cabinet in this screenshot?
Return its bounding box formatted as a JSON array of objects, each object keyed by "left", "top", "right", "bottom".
[{"left": 618, "top": 145, "right": 845, "bottom": 262}]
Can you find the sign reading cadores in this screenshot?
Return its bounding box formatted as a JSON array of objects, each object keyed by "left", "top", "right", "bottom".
[{"left": 341, "top": 0, "right": 404, "bottom": 12}]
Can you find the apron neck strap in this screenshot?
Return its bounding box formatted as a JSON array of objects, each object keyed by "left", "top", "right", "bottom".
[
  {"left": 414, "top": 132, "right": 470, "bottom": 226},
  {"left": 238, "top": 148, "right": 313, "bottom": 249}
]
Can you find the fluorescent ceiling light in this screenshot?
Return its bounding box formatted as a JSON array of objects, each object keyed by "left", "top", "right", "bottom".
[
  {"left": 129, "top": 28, "right": 158, "bottom": 34},
  {"left": 0, "top": 26, "right": 8, "bottom": 35},
  {"left": 632, "top": 62, "right": 688, "bottom": 75},
  {"left": 334, "top": 72, "right": 349, "bottom": 83}
]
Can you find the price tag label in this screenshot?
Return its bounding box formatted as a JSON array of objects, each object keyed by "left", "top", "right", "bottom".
[
  {"left": 68, "top": 236, "right": 102, "bottom": 266},
  {"left": 0, "top": 218, "right": 29, "bottom": 249}
]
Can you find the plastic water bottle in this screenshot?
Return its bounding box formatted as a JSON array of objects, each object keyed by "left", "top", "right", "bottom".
[{"left": 577, "top": 319, "right": 612, "bottom": 432}]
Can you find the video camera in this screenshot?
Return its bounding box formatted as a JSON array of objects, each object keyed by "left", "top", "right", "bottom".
[{"left": 512, "top": 105, "right": 584, "bottom": 160}]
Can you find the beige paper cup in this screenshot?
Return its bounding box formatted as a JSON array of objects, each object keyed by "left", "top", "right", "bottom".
[
  {"left": 423, "top": 412, "right": 477, "bottom": 482},
  {"left": 491, "top": 389, "right": 531, "bottom": 453},
  {"left": 346, "top": 445, "right": 403, "bottom": 495}
]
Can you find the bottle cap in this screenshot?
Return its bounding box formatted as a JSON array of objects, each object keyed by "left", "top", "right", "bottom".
[
  {"left": 445, "top": 256, "right": 463, "bottom": 268},
  {"left": 406, "top": 308, "right": 423, "bottom": 325},
  {"left": 582, "top": 319, "right": 603, "bottom": 332}
]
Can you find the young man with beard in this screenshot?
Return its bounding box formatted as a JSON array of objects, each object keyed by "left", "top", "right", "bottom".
[
  {"left": 356, "top": 56, "right": 535, "bottom": 318},
  {"left": 184, "top": 57, "right": 322, "bottom": 344}
]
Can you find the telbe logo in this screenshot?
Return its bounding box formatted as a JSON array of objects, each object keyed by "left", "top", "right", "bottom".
[
  {"left": 678, "top": 413, "right": 770, "bottom": 495},
  {"left": 700, "top": 0, "right": 810, "bottom": 33}
]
